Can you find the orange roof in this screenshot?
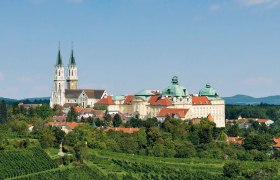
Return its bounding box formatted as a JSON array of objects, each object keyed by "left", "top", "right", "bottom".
[
  {"left": 273, "top": 138, "right": 280, "bottom": 148},
  {"left": 95, "top": 96, "right": 114, "bottom": 105},
  {"left": 227, "top": 137, "right": 243, "bottom": 145},
  {"left": 158, "top": 108, "right": 189, "bottom": 118},
  {"left": 105, "top": 127, "right": 140, "bottom": 134},
  {"left": 192, "top": 96, "right": 211, "bottom": 105},
  {"left": 149, "top": 96, "right": 172, "bottom": 106},
  {"left": 74, "top": 107, "right": 83, "bottom": 113},
  {"left": 47, "top": 122, "right": 82, "bottom": 129},
  {"left": 207, "top": 114, "right": 214, "bottom": 122},
  {"left": 124, "top": 95, "right": 134, "bottom": 105}
]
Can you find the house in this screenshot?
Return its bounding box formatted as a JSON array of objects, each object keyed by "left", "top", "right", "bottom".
[
  {"left": 18, "top": 103, "right": 42, "bottom": 109},
  {"left": 157, "top": 108, "right": 189, "bottom": 122},
  {"left": 47, "top": 122, "right": 82, "bottom": 134},
  {"left": 227, "top": 136, "right": 243, "bottom": 145}
]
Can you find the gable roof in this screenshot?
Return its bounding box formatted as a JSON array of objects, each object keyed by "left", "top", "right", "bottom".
[
  {"left": 124, "top": 95, "right": 134, "bottom": 105},
  {"left": 158, "top": 108, "right": 189, "bottom": 118},
  {"left": 65, "top": 89, "right": 106, "bottom": 99},
  {"left": 84, "top": 89, "right": 106, "bottom": 99},
  {"left": 149, "top": 96, "right": 172, "bottom": 106},
  {"left": 65, "top": 89, "right": 83, "bottom": 98},
  {"left": 95, "top": 96, "right": 114, "bottom": 105},
  {"left": 192, "top": 96, "right": 211, "bottom": 105}
]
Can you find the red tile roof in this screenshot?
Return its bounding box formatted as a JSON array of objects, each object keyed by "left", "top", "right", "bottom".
[
  {"left": 105, "top": 127, "right": 140, "bottom": 134},
  {"left": 74, "top": 107, "right": 83, "bottom": 113},
  {"left": 149, "top": 96, "right": 172, "bottom": 106},
  {"left": 47, "top": 122, "right": 82, "bottom": 130},
  {"left": 95, "top": 96, "right": 114, "bottom": 105},
  {"left": 227, "top": 137, "right": 243, "bottom": 145},
  {"left": 273, "top": 138, "right": 280, "bottom": 148},
  {"left": 124, "top": 95, "right": 134, "bottom": 105},
  {"left": 192, "top": 96, "right": 211, "bottom": 105},
  {"left": 158, "top": 108, "right": 189, "bottom": 118}
]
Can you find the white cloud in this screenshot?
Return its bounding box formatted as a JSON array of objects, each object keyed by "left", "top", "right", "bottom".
[{"left": 238, "top": 0, "right": 280, "bottom": 6}]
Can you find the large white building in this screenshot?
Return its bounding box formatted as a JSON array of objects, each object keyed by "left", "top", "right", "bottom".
[
  {"left": 95, "top": 77, "right": 225, "bottom": 127},
  {"left": 50, "top": 48, "right": 225, "bottom": 127},
  {"left": 50, "top": 48, "right": 107, "bottom": 108}
]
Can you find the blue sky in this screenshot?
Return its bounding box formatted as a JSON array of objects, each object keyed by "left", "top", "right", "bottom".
[{"left": 0, "top": 0, "right": 280, "bottom": 99}]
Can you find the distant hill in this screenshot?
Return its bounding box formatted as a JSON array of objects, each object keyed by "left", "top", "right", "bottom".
[
  {"left": 0, "top": 97, "right": 50, "bottom": 106},
  {"left": 223, "top": 95, "right": 280, "bottom": 105}
]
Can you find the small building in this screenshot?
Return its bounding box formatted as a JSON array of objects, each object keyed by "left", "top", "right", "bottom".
[
  {"left": 47, "top": 122, "right": 82, "bottom": 134},
  {"left": 227, "top": 136, "right": 243, "bottom": 145}
]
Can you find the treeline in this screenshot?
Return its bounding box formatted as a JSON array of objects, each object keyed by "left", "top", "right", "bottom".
[{"left": 226, "top": 103, "right": 280, "bottom": 121}]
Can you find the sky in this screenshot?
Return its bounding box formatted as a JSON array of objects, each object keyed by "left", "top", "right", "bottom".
[{"left": 0, "top": 0, "right": 280, "bottom": 99}]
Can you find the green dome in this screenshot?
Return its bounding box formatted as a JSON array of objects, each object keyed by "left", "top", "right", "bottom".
[
  {"left": 199, "top": 83, "right": 219, "bottom": 97},
  {"left": 136, "top": 90, "right": 155, "bottom": 96},
  {"left": 162, "top": 76, "right": 188, "bottom": 97}
]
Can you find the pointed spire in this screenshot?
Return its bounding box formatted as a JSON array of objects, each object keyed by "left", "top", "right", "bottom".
[
  {"left": 69, "top": 41, "right": 76, "bottom": 65},
  {"left": 56, "top": 42, "right": 63, "bottom": 66}
]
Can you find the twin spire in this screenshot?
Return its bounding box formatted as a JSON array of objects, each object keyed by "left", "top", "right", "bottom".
[{"left": 56, "top": 42, "right": 76, "bottom": 66}]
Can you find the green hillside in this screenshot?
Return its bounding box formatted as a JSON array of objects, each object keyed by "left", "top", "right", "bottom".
[{"left": 223, "top": 95, "right": 280, "bottom": 105}]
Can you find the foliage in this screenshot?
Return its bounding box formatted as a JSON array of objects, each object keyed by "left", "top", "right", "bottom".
[
  {"left": 0, "top": 147, "right": 57, "bottom": 179},
  {"left": 67, "top": 107, "right": 78, "bottom": 122},
  {"left": 113, "top": 114, "right": 122, "bottom": 127},
  {"left": 0, "top": 100, "right": 8, "bottom": 124}
]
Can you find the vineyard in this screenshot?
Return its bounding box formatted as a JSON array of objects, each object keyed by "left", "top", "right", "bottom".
[
  {"left": 14, "top": 166, "right": 105, "bottom": 180},
  {"left": 2, "top": 148, "right": 280, "bottom": 179},
  {"left": 0, "top": 148, "right": 57, "bottom": 179}
]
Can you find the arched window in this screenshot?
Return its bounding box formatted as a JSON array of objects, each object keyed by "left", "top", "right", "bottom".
[
  {"left": 72, "top": 70, "right": 73, "bottom": 76},
  {"left": 59, "top": 71, "right": 60, "bottom": 76},
  {"left": 59, "top": 83, "right": 61, "bottom": 90}
]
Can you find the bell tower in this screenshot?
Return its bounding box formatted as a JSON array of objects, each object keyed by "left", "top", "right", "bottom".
[
  {"left": 66, "top": 44, "right": 78, "bottom": 90},
  {"left": 50, "top": 45, "right": 66, "bottom": 108}
]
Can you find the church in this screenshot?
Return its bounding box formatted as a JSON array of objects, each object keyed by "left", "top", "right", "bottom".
[
  {"left": 50, "top": 48, "right": 225, "bottom": 127},
  {"left": 50, "top": 47, "right": 108, "bottom": 108}
]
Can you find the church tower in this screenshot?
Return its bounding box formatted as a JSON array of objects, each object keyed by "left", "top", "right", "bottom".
[
  {"left": 50, "top": 47, "right": 66, "bottom": 108},
  {"left": 66, "top": 46, "right": 78, "bottom": 89}
]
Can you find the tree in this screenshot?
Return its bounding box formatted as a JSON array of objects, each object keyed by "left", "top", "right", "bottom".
[
  {"left": 9, "top": 120, "right": 28, "bottom": 135},
  {"left": 0, "top": 100, "right": 7, "bottom": 124},
  {"left": 35, "top": 105, "right": 54, "bottom": 120},
  {"left": 243, "top": 133, "right": 271, "bottom": 151},
  {"left": 52, "top": 126, "right": 66, "bottom": 148},
  {"left": 174, "top": 140, "right": 196, "bottom": 158},
  {"left": 39, "top": 127, "right": 56, "bottom": 149},
  {"left": 143, "top": 118, "right": 158, "bottom": 128},
  {"left": 67, "top": 107, "right": 78, "bottom": 122},
  {"left": 113, "top": 114, "right": 122, "bottom": 127},
  {"left": 104, "top": 113, "right": 112, "bottom": 127},
  {"left": 223, "top": 162, "right": 241, "bottom": 178},
  {"left": 126, "top": 117, "right": 142, "bottom": 128}
]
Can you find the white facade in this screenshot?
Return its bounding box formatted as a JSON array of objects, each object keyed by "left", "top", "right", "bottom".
[{"left": 50, "top": 48, "right": 106, "bottom": 108}]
